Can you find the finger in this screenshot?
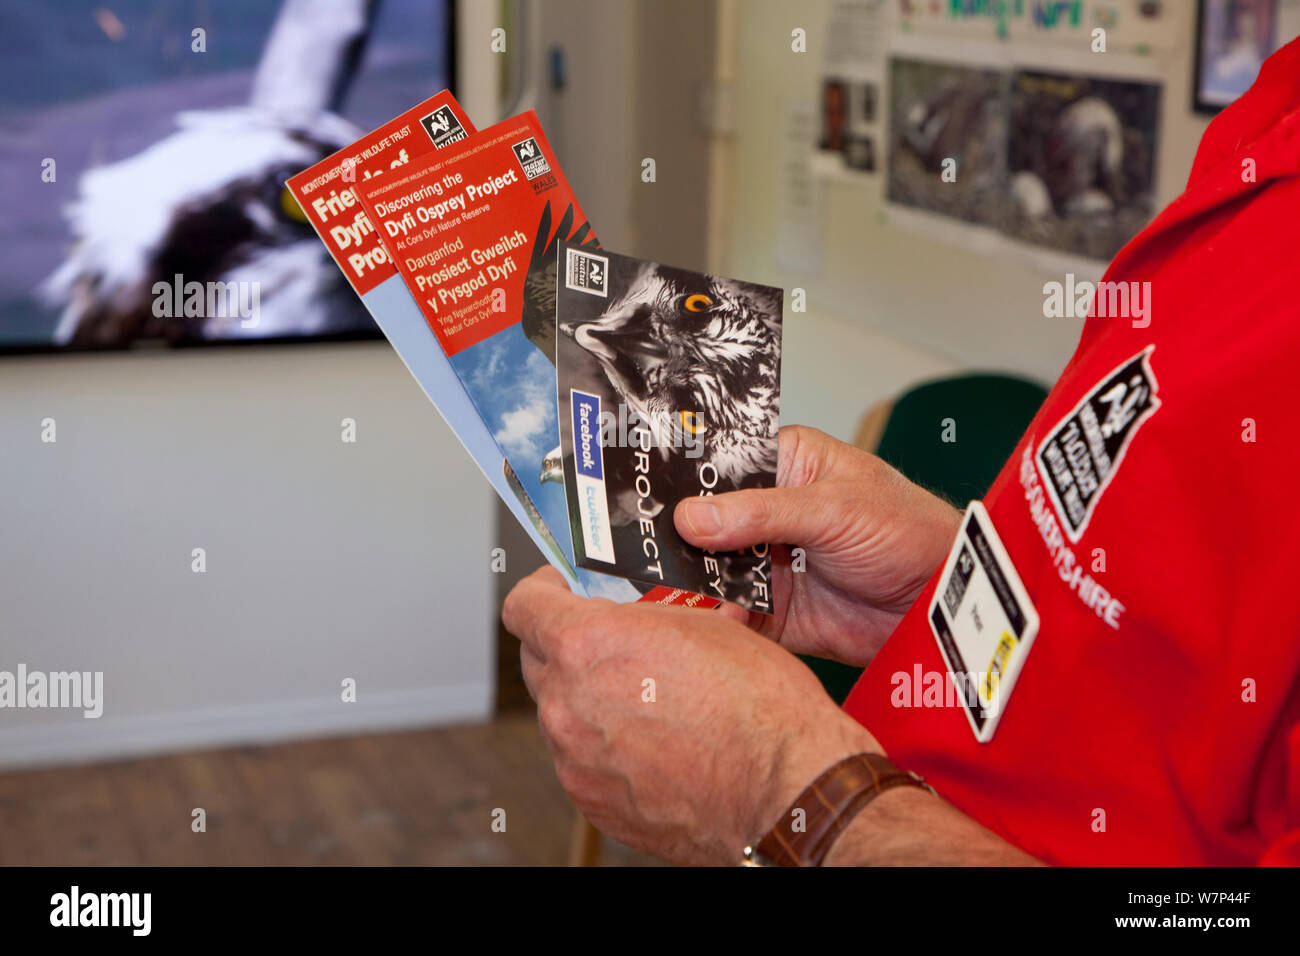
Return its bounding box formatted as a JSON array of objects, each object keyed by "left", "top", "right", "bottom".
[
  {"left": 519, "top": 642, "right": 545, "bottom": 701},
  {"left": 713, "top": 600, "right": 782, "bottom": 641},
  {"left": 773, "top": 424, "right": 837, "bottom": 488},
  {"left": 501, "top": 565, "right": 593, "bottom": 660},
  {"left": 530, "top": 564, "right": 571, "bottom": 590},
  {"left": 714, "top": 601, "right": 750, "bottom": 624},
  {"left": 674, "top": 483, "right": 835, "bottom": 552},
  {"left": 674, "top": 426, "right": 847, "bottom": 551},
  {"left": 746, "top": 608, "right": 776, "bottom": 634}
]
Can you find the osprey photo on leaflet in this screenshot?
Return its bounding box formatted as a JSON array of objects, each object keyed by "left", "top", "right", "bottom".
[{"left": 555, "top": 241, "right": 784, "bottom": 612}]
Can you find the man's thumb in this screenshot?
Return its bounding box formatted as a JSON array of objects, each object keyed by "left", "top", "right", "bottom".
[{"left": 674, "top": 486, "right": 824, "bottom": 551}]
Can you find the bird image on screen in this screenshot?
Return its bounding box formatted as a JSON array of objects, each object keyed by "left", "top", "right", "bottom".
[{"left": 40, "top": 0, "right": 382, "bottom": 346}]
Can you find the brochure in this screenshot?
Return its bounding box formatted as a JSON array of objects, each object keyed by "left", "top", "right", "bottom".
[
  {"left": 555, "top": 242, "right": 783, "bottom": 612},
  {"left": 298, "top": 101, "right": 781, "bottom": 610},
  {"left": 285, "top": 92, "right": 586, "bottom": 593},
  {"left": 355, "top": 111, "right": 657, "bottom": 604}
]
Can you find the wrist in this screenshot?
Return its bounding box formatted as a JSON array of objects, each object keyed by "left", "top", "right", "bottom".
[
  {"left": 820, "top": 783, "right": 927, "bottom": 866},
  {"left": 749, "top": 710, "right": 881, "bottom": 845},
  {"left": 746, "top": 746, "right": 932, "bottom": 867}
]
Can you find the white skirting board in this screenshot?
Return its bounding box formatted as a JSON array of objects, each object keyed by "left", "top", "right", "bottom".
[{"left": 0, "top": 683, "right": 492, "bottom": 772}]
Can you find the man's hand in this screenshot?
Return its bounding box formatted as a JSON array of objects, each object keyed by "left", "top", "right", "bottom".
[
  {"left": 502, "top": 566, "right": 879, "bottom": 865},
  {"left": 675, "top": 425, "right": 961, "bottom": 667}
]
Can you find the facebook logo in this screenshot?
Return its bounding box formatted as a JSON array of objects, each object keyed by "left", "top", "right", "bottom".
[
  {"left": 570, "top": 389, "right": 614, "bottom": 563},
  {"left": 571, "top": 389, "right": 604, "bottom": 480}
]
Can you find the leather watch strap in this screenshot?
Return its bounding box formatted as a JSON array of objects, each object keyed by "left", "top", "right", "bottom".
[{"left": 749, "top": 752, "right": 930, "bottom": 867}]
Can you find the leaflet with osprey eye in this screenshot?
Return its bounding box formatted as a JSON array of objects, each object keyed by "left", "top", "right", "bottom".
[{"left": 555, "top": 242, "right": 784, "bottom": 612}]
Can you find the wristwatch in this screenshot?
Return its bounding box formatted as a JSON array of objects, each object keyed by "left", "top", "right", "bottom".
[{"left": 741, "top": 752, "right": 934, "bottom": 867}]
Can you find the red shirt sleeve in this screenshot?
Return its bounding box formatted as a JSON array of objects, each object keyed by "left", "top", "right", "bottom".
[{"left": 1258, "top": 721, "right": 1300, "bottom": 865}]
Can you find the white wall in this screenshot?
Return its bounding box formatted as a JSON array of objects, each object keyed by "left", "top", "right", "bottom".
[{"left": 0, "top": 344, "right": 493, "bottom": 768}]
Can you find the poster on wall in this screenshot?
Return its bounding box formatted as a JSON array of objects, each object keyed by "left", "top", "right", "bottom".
[
  {"left": 844, "top": 81, "right": 881, "bottom": 171},
  {"left": 886, "top": 58, "right": 1009, "bottom": 229},
  {"left": 886, "top": 59, "right": 1161, "bottom": 262},
  {"left": 894, "top": 0, "right": 1178, "bottom": 53},
  {"left": 819, "top": 78, "right": 851, "bottom": 152},
  {"left": 821, "top": 79, "right": 881, "bottom": 168},
  {"left": 1004, "top": 70, "right": 1161, "bottom": 261},
  {"left": 880, "top": 0, "right": 1174, "bottom": 263},
  {"left": 818, "top": 0, "right": 886, "bottom": 176}
]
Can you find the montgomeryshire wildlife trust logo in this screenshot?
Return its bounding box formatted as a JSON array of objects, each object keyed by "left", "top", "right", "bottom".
[{"left": 419, "top": 105, "right": 467, "bottom": 147}]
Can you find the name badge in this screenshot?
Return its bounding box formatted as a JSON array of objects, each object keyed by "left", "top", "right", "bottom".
[{"left": 929, "top": 502, "right": 1039, "bottom": 743}]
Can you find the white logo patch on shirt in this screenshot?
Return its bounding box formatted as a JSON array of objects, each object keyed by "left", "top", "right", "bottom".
[{"left": 1035, "top": 345, "right": 1160, "bottom": 543}]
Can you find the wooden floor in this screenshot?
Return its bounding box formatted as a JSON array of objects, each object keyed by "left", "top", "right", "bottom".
[{"left": 0, "top": 714, "right": 659, "bottom": 867}]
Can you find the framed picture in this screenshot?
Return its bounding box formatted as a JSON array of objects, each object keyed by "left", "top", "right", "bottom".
[
  {"left": 886, "top": 58, "right": 1009, "bottom": 229},
  {"left": 1193, "top": 0, "right": 1279, "bottom": 114},
  {"left": 844, "top": 134, "right": 877, "bottom": 172},
  {"left": 1005, "top": 70, "right": 1162, "bottom": 261},
  {"left": 819, "top": 78, "right": 849, "bottom": 152}
]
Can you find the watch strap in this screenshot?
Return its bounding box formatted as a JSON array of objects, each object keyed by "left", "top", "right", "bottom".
[{"left": 751, "top": 752, "right": 928, "bottom": 867}]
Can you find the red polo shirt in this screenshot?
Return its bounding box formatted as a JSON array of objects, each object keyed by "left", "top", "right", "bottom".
[{"left": 844, "top": 38, "right": 1300, "bottom": 865}]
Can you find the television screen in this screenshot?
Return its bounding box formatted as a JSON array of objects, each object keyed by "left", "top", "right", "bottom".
[{"left": 0, "top": 0, "right": 454, "bottom": 351}]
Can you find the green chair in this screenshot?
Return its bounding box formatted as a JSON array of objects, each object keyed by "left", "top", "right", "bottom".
[{"left": 803, "top": 373, "right": 1049, "bottom": 704}]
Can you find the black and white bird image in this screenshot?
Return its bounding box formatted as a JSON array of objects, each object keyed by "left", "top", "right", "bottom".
[
  {"left": 561, "top": 261, "right": 783, "bottom": 524},
  {"left": 555, "top": 259, "right": 782, "bottom": 606},
  {"left": 40, "top": 0, "right": 377, "bottom": 346},
  {"left": 1042, "top": 96, "right": 1124, "bottom": 216},
  {"left": 900, "top": 81, "right": 999, "bottom": 173},
  {"left": 1009, "top": 92, "right": 1130, "bottom": 220}
]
